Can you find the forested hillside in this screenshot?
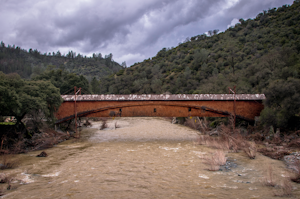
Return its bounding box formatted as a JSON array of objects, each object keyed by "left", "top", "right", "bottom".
[
  {"left": 98, "top": 1, "right": 300, "bottom": 129},
  {"left": 0, "top": 44, "right": 123, "bottom": 80}
]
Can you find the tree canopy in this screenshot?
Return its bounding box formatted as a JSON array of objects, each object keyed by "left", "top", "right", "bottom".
[
  {"left": 0, "top": 43, "right": 123, "bottom": 79},
  {"left": 0, "top": 72, "right": 62, "bottom": 125},
  {"left": 32, "top": 68, "right": 91, "bottom": 94}
]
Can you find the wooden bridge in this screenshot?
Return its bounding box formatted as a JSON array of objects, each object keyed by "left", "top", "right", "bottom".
[{"left": 55, "top": 94, "right": 266, "bottom": 124}]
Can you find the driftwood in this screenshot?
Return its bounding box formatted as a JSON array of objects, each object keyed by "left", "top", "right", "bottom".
[{"left": 36, "top": 151, "right": 47, "bottom": 157}]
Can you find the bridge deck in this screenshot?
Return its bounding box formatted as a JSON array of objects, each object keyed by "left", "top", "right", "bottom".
[{"left": 55, "top": 94, "right": 266, "bottom": 124}]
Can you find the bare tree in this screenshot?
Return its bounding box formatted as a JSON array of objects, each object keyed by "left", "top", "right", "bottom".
[{"left": 213, "top": 29, "right": 219, "bottom": 35}]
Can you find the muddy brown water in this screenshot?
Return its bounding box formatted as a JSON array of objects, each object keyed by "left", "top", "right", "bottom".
[{"left": 1, "top": 117, "right": 300, "bottom": 199}]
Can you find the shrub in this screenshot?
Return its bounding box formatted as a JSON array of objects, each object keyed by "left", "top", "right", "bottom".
[
  {"left": 0, "top": 155, "right": 18, "bottom": 170},
  {"left": 203, "top": 150, "right": 227, "bottom": 171},
  {"left": 243, "top": 142, "right": 257, "bottom": 159}
]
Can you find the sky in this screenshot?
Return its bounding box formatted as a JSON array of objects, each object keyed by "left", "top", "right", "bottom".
[{"left": 0, "top": 0, "right": 294, "bottom": 67}]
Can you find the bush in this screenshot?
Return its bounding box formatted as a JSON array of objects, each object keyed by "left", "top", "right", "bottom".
[{"left": 261, "top": 78, "right": 300, "bottom": 129}]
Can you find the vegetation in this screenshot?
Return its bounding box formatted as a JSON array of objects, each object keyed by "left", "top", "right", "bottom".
[
  {"left": 0, "top": 72, "right": 62, "bottom": 127},
  {"left": 263, "top": 165, "right": 293, "bottom": 197},
  {"left": 0, "top": 71, "right": 63, "bottom": 151},
  {"left": 0, "top": 57, "right": 95, "bottom": 152},
  {"left": 0, "top": 43, "right": 123, "bottom": 80},
  {"left": 32, "top": 68, "right": 91, "bottom": 94},
  {"left": 0, "top": 155, "right": 18, "bottom": 170},
  {"left": 203, "top": 150, "right": 227, "bottom": 171},
  {"left": 188, "top": 115, "right": 297, "bottom": 195},
  {"left": 193, "top": 116, "right": 257, "bottom": 159}
]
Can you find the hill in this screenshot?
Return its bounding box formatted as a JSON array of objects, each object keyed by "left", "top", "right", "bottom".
[
  {"left": 98, "top": 1, "right": 300, "bottom": 129},
  {"left": 0, "top": 44, "right": 123, "bottom": 80}
]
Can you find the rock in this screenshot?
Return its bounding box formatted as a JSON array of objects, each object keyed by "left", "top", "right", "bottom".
[
  {"left": 36, "top": 151, "right": 48, "bottom": 157},
  {"left": 283, "top": 154, "right": 300, "bottom": 173},
  {"left": 290, "top": 151, "right": 300, "bottom": 156},
  {"left": 0, "top": 174, "right": 8, "bottom": 183}
]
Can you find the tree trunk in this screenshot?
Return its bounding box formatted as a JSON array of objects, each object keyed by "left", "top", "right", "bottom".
[{"left": 232, "top": 56, "right": 235, "bottom": 75}]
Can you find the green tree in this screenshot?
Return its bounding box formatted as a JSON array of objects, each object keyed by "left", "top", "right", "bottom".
[
  {"left": 151, "top": 79, "right": 162, "bottom": 93},
  {"left": 34, "top": 69, "right": 91, "bottom": 94},
  {"left": 261, "top": 78, "right": 300, "bottom": 129},
  {"left": 91, "top": 77, "right": 100, "bottom": 94},
  {"left": 0, "top": 72, "right": 62, "bottom": 131}
]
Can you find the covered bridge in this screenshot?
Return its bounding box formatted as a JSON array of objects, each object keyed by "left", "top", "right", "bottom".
[{"left": 55, "top": 94, "right": 266, "bottom": 124}]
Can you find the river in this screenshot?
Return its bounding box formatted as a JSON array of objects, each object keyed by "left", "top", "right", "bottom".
[{"left": 1, "top": 117, "right": 300, "bottom": 198}]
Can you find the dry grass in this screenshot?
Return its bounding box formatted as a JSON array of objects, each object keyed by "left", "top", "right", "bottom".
[
  {"left": 197, "top": 135, "right": 208, "bottom": 145},
  {"left": 274, "top": 178, "right": 293, "bottom": 197},
  {"left": 198, "top": 117, "right": 211, "bottom": 133},
  {"left": 184, "top": 118, "right": 199, "bottom": 131},
  {"left": 288, "top": 138, "right": 300, "bottom": 148},
  {"left": 263, "top": 165, "right": 277, "bottom": 187},
  {"left": 243, "top": 142, "right": 257, "bottom": 159},
  {"left": 198, "top": 135, "right": 229, "bottom": 150},
  {"left": 33, "top": 137, "right": 59, "bottom": 150},
  {"left": 100, "top": 120, "right": 108, "bottom": 130},
  {"left": 257, "top": 148, "right": 289, "bottom": 160},
  {"left": 247, "top": 132, "right": 265, "bottom": 142},
  {"left": 189, "top": 117, "right": 238, "bottom": 152},
  {"left": 197, "top": 123, "right": 256, "bottom": 158},
  {"left": 200, "top": 124, "right": 258, "bottom": 159},
  {"left": 203, "top": 150, "right": 227, "bottom": 171},
  {"left": 185, "top": 117, "right": 211, "bottom": 134},
  {"left": 272, "top": 135, "right": 282, "bottom": 145},
  {"left": 0, "top": 155, "right": 19, "bottom": 170},
  {"left": 30, "top": 128, "right": 70, "bottom": 150},
  {"left": 11, "top": 140, "right": 26, "bottom": 154}
]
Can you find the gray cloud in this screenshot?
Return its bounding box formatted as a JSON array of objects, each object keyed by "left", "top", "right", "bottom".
[{"left": 0, "top": 0, "right": 294, "bottom": 66}]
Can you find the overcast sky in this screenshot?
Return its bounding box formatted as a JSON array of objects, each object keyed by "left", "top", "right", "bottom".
[{"left": 0, "top": 0, "right": 294, "bottom": 66}]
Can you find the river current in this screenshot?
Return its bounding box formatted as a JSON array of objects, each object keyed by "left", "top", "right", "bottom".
[{"left": 1, "top": 117, "right": 300, "bottom": 198}]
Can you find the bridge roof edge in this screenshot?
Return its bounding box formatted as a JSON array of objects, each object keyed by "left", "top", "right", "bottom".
[{"left": 61, "top": 94, "right": 266, "bottom": 101}]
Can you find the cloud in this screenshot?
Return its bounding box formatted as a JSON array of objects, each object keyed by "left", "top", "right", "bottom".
[
  {"left": 0, "top": 0, "right": 295, "bottom": 66},
  {"left": 227, "top": 18, "right": 240, "bottom": 28}
]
